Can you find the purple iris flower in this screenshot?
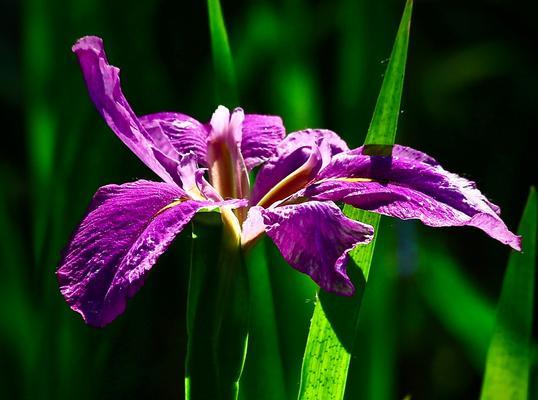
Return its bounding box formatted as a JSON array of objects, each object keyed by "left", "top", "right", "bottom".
[{"left": 57, "top": 36, "right": 521, "bottom": 327}]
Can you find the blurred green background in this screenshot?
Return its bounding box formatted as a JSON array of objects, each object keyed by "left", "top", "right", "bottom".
[{"left": 0, "top": 0, "right": 536, "bottom": 398}]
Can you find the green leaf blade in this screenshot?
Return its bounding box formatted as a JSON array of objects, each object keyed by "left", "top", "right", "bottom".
[
  {"left": 298, "top": 211, "right": 380, "bottom": 400},
  {"left": 23, "top": 0, "right": 57, "bottom": 260},
  {"left": 364, "top": 0, "right": 413, "bottom": 154},
  {"left": 240, "top": 239, "right": 287, "bottom": 400},
  {"left": 185, "top": 218, "right": 249, "bottom": 400},
  {"left": 480, "top": 187, "right": 536, "bottom": 400},
  {"left": 298, "top": 1, "right": 413, "bottom": 399},
  {"left": 417, "top": 238, "right": 496, "bottom": 367},
  {"left": 207, "top": 0, "right": 238, "bottom": 106}
]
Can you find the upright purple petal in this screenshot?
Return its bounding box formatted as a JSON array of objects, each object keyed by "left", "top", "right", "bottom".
[
  {"left": 56, "top": 180, "right": 244, "bottom": 327},
  {"left": 278, "top": 129, "right": 349, "bottom": 167},
  {"left": 176, "top": 152, "right": 223, "bottom": 201},
  {"left": 251, "top": 145, "right": 322, "bottom": 206},
  {"left": 177, "top": 152, "right": 205, "bottom": 195},
  {"left": 207, "top": 106, "right": 250, "bottom": 201},
  {"left": 305, "top": 145, "right": 521, "bottom": 250},
  {"left": 260, "top": 201, "right": 374, "bottom": 295},
  {"left": 241, "top": 114, "right": 286, "bottom": 170},
  {"left": 139, "top": 112, "right": 209, "bottom": 164},
  {"left": 251, "top": 129, "right": 349, "bottom": 204},
  {"left": 72, "top": 36, "right": 178, "bottom": 183}
]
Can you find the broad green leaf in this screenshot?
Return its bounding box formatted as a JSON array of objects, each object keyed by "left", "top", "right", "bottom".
[
  {"left": 298, "top": 1, "right": 412, "bottom": 399},
  {"left": 185, "top": 216, "right": 249, "bottom": 400},
  {"left": 344, "top": 219, "right": 398, "bottom": 400},
  {"left": 298, "top": 211, "right": 380, "bottom": 400},
  {"left": 240, "top": 239, "right": 287, "bottom": 400},
  {"left": 207, "top": 0, "right": 238, "bottom": 106},
  {"left": 266, "top": 236, "right": 318, "bottom": 396},
  {"left": 480, "top": 187, "right": 536, "bottom": 400}
]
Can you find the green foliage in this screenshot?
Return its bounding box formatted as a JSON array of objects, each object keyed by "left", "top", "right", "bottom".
[
  {"left": 480, "top": 188, "right": 536, "bottom": 400},
  {"left": 363, "top": 0, "right": 413, "bottom": 154},
  {"left": 1, "top": 0, "right": 533, "bottom": 398},
  {"left": 298, "top": 1, "right": 413, "bottom": 398},
  {"left": 417, "top": 238, "right": 496, "bottom": 367},
  {"left": 240, "top": 239, "right": 287, "bottom": 400},
  {"left": 23, "top": 0, "right": 56, "bottom": 259},
  {"left": 207, "top": 0, "right": 238, "bottom": 107},
  {"left": 298, "top": 211, "right": 379, "bottom": 400},
  {"left": 185, "top": 4, "right": 249, "bottom": 398},
  {"left": 186, "top": 216, "right": 249, "bottom": 400},
  {"left": 344, "top": 220, "right": 398, "bottom": 400}
]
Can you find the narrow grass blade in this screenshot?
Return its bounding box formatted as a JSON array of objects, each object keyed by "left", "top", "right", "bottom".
[
  {"left": 480, "top": 187, "right": 536, "bottom": 400},
  {"left": 23, "top": 0, "right": 57, "bottom": 261},
  {"left": 417, "top": 236, "right": 495, "bottom": 367},
  {"left": 298, "top": 1, "right": 413, "bottom": 399},
  {"left": 274, "top": 64, "right": 322, "bottom": 130},
  {"left": 363, "top": 0, "right": 413, "bottom": 155},
  {"left": 0, "top": 170, "right": 38, "bottom": 385},
  {"left": 207, "top": 0, "right": 238, "bottom": 106}
]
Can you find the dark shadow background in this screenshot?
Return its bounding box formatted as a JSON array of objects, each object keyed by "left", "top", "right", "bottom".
[{"left": 0, "top": 0, "right": 536, "bottom": 398}]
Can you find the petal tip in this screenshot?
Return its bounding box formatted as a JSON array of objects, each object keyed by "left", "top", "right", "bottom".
[
  {"left": 57, "top": 282, "right": 108, "bottom": 328},
  {"left": 72, "top": 304, "right": 107, "bottom": 328},
  {"left": 72, "top": 35, "right": 104, "bottom": 54},
  {"left": 510, "top": 234, "right": 523, "bottom": 252}
]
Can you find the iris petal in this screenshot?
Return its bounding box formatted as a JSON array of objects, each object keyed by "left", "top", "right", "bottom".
[
  {"left": 207, "top": 107, "right": 250, "bottom": 206},
  {"left": 139, "top": 112, "right": 209, "bottom": 165},
  {"left": 276, "top": 129, "right": 349, "bottom": 167},
  {"left": 251, "top": 129, "right": 349, "bottom": 203},
  {"left": 255, "top": 146, "right": 322, "bottom": 208},
  {"left": 57, "top": 180, "right": 245, "bottom": 326},
  {"left": 258, "top": 201, "right": 374, "bottom": 295},
  {"left": 241, "top": 114, "right": 286, "bottom": 170},
  {"left": 305, "top": 145, "right": 521, "bottom": 250},
  {"left": 72, "top": 36, "right": 180, "bottom": 183}
]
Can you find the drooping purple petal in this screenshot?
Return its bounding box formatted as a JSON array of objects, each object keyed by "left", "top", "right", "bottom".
[
  {"left": 352, "top": 144, "right": 439, "bottom": 166},
  {"left": 57, "top": 180, "right": 245, "bottom": 327},
  {"left": 251, "top": 129, "right": 348, "bottom": 204},
  {"left": 259, "top": 201, "right": 374, "bottom": 295},
  {"left": 304, "top": 145, "right": 521, "bottom": 250},
  {"left": 139, "top": 112, "right": 209, "bottom": 165},
  {"left": 353, "top": 144, "right": 500, "bottom": 215},
  {"left": 241, "top": 114, "right": 286, "bottom": 170},
  {"left": 72, "top": 36, "right": 179, "bottom": 183}
]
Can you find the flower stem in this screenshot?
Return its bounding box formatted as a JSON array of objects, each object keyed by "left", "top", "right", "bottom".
[{"left": 185, "top": 211, "right": 249, "bottom": 400}]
